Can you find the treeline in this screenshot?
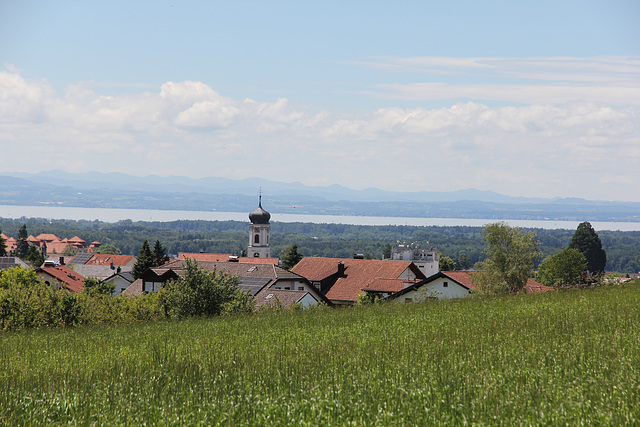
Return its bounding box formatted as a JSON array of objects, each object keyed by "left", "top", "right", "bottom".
[{"left": 1, "top": 218, "right": 639, "bottom": 273}]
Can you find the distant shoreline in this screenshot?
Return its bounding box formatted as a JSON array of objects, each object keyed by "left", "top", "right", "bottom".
[{"left": 1, "top": 204, "right": 640, "bottom": 232}]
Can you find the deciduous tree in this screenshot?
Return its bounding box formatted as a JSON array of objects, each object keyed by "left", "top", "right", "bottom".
[
  {"left": 537, "top": 247, "right": 587, "bottom": 287},
  {"left": 94, "top": 243, "right": 122, "bottom": 255},
  {"left": 439, "top": 255, "right": 456, "bottom": 271},
  {"left": 474, "top": 222, "right": 540, "bottom": 294}
]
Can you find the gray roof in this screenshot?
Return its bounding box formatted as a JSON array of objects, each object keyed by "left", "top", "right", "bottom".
[
  {"left": 0, "top": 257, "right": 29, "bottom": 270},
  {"left": 161, "top": 260, "right": 306, "bottom": 281},
  {"left": 238, "top": 276, "right": 273, "bottom": 295},
  {"left": 72, "top": 264, "right": 118, "bottom": 280},
  {"left": 67, "top": 253, "right": 92, "bottom": 266},
  {"left": 103, "top": 271, "right": 135, "bottom": 284}
]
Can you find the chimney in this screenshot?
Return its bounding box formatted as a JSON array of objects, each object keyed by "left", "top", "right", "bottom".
[
  {"left": 337, "top": 261, "right": 345, "bottom": 276},
  {"left": 59, "top": 256, "right": 65, "bottom": 266}
]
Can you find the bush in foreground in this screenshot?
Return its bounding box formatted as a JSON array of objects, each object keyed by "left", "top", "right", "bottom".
[
  {"left": 0, "top": 267, "right": 164, "bottom": 330},
  {"left": 158, "top": 259, "right": 253, "bottom": 318}
]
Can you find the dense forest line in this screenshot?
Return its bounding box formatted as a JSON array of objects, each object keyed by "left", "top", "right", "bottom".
[{"left": 1, "top": 217, "right": 639, "bottom": 274}]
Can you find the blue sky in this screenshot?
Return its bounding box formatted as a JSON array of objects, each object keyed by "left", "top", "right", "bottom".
[{"left": 1, "top": 0, "right": 639, "bottom": 201}]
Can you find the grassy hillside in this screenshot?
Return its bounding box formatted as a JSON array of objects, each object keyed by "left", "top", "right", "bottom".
[{"left": 2, "top": 284, "right": 640, "bottom": 424}]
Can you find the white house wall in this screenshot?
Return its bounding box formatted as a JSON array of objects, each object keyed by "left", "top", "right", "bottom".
[
  {"left": 104, "top": 276, "right": 132, "bottom": 296},
  {"left": 396, "top": 277, "right": 471, "bottom": 302},
  {"left": 298, "top": 293, "right": 320, "bottom": 307}
]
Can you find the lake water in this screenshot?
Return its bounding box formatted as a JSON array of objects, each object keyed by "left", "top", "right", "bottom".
[{"left": 1, "top": 204, "right": 639, "bottom": 231}]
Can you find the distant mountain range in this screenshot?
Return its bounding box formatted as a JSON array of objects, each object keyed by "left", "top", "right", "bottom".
[{"left": 2, "top": 171, "right": 639, "bottom": 222}]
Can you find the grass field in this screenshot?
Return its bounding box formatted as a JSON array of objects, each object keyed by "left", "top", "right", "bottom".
[{"left": 2, "top": 283, "right": 640, "bottom": 425}]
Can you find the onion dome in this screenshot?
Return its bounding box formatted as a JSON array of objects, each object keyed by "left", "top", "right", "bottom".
[{"left": 249, "top": 196, "right": 271, "bottom": 224}]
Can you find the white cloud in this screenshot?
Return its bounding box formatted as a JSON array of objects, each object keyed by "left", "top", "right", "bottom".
[
  {"left": 372, "top": 83, "right": 640, "bottom": 105},
  {"left": 345, "top": 56, "right": 640, "bottom": 105},
  {"left": 175, "top": 100, "right": 240, "bottom": 128},
  {"left": 0, "top": 70, "right": 53, "bottom": 123}
]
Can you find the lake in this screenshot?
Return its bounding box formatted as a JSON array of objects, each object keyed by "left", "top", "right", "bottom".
[{"left": 1, "top": 204, "right": 639, "bottom": 231}]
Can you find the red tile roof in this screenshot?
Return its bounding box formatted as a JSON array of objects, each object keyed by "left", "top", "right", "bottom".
[
  {"left": 1, "top": 234, "right": 16, "bottom": 252},
  {"left": 84, "top": 254, "right": 136, "bottom": 266},
  {"left": 292, "top": 257, "right": 425, "bottom": 303},
  {"left": 179, "top": 253, "right": 233, "bottom": 262},
  {"left": 37, "top": 265, "right": 85, "bottom": 293},
  {"left": 36, "top": 234, "right": 62, "bottom": 242},
  {"left": 237, "top": 257, "right": 279, "bottom": 265},
  {"left": 179, "top": 253, "right": 280, "bottom": 265}
]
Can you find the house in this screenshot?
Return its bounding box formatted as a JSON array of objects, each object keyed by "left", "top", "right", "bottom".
[
  {"left": 123, "top": 260, "right": 329, "bottom": 308},
  {"left": 385, "top": 271, "right": 554, "bottom": 302},
  {"left": 68, "top": 253, "right": 136, "bottom": 280},
  {"left": 1, "top": 232, "right": 101, "bottom": 255},
  {"left": 35, "top": 265, "right": 85, "bottom": 293},
  {"left": 1, "top": 234, "right": 17, "bottom": 253},
  {"left": 102, "top": 271, "right": 135, "bottom": 296},
  {"left": 386, "top": 243, "right": 440, "bottom": 278},
  {"left": 254, "top": 289, "right": 322, "bottom": 308},
  {"left": 291, "top": 257, "right": 427, "bottom": 305}
]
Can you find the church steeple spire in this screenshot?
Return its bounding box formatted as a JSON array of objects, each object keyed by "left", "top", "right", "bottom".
[{"left": 248, "top": 192, "right": 271, "bottom": 258}]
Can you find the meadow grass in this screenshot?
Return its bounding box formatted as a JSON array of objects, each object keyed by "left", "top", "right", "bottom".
[{"left": 1, "top": 284, "right": 640, "bottom": 425}]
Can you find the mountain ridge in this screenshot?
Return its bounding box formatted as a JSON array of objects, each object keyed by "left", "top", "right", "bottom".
[{"left": 2, "top": 172, "right": 639, "bottom": 222}]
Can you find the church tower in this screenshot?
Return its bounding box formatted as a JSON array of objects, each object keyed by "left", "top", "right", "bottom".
[{"left": 248, "top": 195, "right": 271, "bottom": 258}]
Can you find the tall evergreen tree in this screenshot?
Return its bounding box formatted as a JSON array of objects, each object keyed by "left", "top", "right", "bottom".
[
  {"left": 13, "top": 225, "right": 30, "bottom": 259},
  {"left": 280, "top": 243, "right": 303, "bottom": 270},
  {"left": 569, "top": 221, "right": 607, "bottom": 275},
  {"left": 153, "top": 240, "right": 170, "bottom": 266},
  {"left": 0, "top": 227, "right": 7, "bottom": 257},
  {"left": 26, "top": 245, "right": 44, "bottom": 268},
  {"left": 133, "top": 240, "right": 155, "bottom": 278}
]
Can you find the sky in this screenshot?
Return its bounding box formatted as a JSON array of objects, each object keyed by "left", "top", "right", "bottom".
[{"left": 1, "top": 0, "right": 639, "bottom": 201}]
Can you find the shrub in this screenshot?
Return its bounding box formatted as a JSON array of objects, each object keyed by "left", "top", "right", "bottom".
[
  {"left": 0, "top": 267, "right": 80, "bottom": 330},
  {"left": 158, "top": 259, "right": 253, "bottom": 318}
]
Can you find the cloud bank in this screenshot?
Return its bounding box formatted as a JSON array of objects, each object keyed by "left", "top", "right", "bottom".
[{"left": 0, "top": 64, "right": 638, "bottom": 201}]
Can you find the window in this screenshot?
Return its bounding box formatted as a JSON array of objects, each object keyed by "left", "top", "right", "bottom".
[
  {"left": 254, "top": 253, "right": 260, "bottom": 257},
  {"left": 285, "top": 287, "right": 290, "bottom": 290},
  {"left": 254, "top": 234, "right": 260, "bottom": 244},
  {"left": 405, "top": 297, "right": 413, "bottom": 302},
  {"left": 443, "top": 281, "right": 448, "bottom": 288},
  {"left": 298, "top": 287, "right": 304, "bottom": 291}
]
